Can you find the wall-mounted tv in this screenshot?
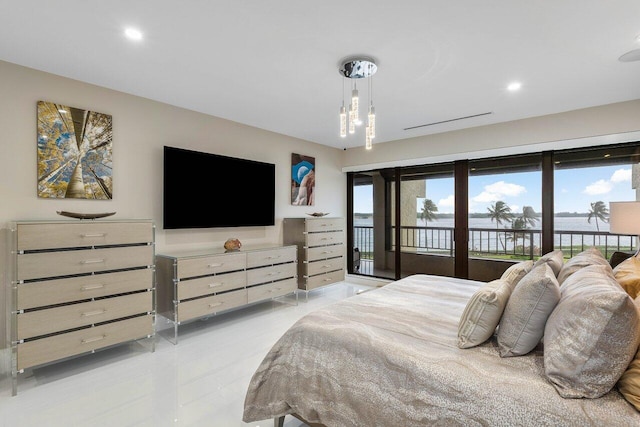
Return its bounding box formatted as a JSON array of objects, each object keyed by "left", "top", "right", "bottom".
[{"left": 163, "top": 146, "right": 275, "bottom": 229}]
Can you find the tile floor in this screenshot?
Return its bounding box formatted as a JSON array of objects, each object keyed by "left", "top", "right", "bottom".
[{"left": 0, "top": 281, "right": 375, "bottom": 427}]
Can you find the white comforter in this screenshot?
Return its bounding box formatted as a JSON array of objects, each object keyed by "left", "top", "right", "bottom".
[{"left": 243, "top": 274, "right": 640, "bottom": 426}]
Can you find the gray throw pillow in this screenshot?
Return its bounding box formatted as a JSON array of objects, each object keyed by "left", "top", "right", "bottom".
[
  {"left": 556, "top": 247, "right": 610, "bottom": 285},
  {"left": 533, "top": 249, "right": 564, "bottom": 277},
  {"left": 457, "top": 279, "right": 513, "bottom": 349},
  {"left": 500, "top": 260, "right": 534, "bottom": 288},
  {"left": 544, "top": 264, "right": 640, "bottom": 398},
  {"left": 497, "top": 263, "right": 561, "bottom": 357}
]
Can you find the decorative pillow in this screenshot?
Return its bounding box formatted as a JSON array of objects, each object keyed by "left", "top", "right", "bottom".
[
  {"left": 544, "top": 264, "right": 640, "bottom": 398},
  {"left": 617, "top": 296, "right": 640, "bottom": 411},
  {"left": 533, "top": 249, "right": 564, "bottom": 277},
  {"left": 500, "top": 260, "right": 534, "bottom": 288},
  {"left": 557, "top": 247, "right": 610, "bottom": 285},
  {"left": 613, "top": 256, "right": 640, "bottom": 299},
  {"left": 457, "top": 279, "right": 514, "bottom": 349},
  {"left": 497, "top": 263, "right": 561, "bottom": 357}
]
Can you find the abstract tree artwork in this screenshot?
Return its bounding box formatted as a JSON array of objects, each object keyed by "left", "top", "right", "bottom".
[{"left": 37, "top": 100, "right": 113, "bottom": 199}]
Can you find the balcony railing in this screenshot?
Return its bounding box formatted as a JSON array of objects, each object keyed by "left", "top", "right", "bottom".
[{"left": 354, "top": 225, "right": 636, "bottom": 261}]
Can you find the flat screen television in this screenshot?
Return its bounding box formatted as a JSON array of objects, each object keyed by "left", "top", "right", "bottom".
[{"left": 163, "top": 146, "right": 275, "bottom": 229}]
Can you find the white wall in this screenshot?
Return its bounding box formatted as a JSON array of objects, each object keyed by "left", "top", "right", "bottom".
[
  {"left": 0, "top": 60, "right": 346, "bottom": 252},
  {"left": 342, "top": 99, "right": 640, "bottom": 171}
]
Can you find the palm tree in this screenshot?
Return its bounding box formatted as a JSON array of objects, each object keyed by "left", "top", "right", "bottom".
[
  {"left": 419, "top": 199, "right": 438, "bottom": 225},
  {"left": 587, "top": 201, "right": 609, "bottom": 232},
  {"left": 509, "top": 206, "right": 538, "bottom": 252},
  {"left": 487, "top": 201, "right": 513, "bottom": 251}
]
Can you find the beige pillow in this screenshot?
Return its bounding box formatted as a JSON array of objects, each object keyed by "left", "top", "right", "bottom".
[
  {"left": 557, "top": 247, "right": 610, "bottom": 285},
  {"left": 617, "top": 296, "right": 640, "bottom": 411},
  {"left": 533, "top": 249, "right": 564, "bottom": 277},
  {"left": 500, "top": 260, "right": 534, "bottom": 288},
  {"left": 457, "top": 279, "right": 513, "bottom": 349},
  {"left": 544, "top": 264, "right": 640, "bottom": 398},
  {"left": 497, "top": 263, "right": 561, "bottom": 357},
  {"left": 613, "top": 256, "right": 640, "bottom": 299}
]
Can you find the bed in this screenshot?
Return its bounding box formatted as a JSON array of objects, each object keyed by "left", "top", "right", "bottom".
[{"left": 243, "top": 270, "right": 640, "bottom": 426}]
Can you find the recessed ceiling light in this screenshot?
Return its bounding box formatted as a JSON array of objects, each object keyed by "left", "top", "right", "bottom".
[
  {"left": 507, "top": 82, "right": 522, "bottom": 92},
  {"left": 124, "top": 28, "right": 143, "bottom": 41}
]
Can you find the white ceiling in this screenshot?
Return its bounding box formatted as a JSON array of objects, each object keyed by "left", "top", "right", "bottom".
[{"left": 1, "top": 1, "right": 639, "bottom": 150}]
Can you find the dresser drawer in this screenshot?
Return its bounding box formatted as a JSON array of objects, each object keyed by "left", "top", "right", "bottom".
[
  {"left": 177, "top": 289, "right": 247, "bottom": 322},
  {"left": 306, "top": 243, "right": 344, "bottom": 262},
  {"left": 17, "top": 269, "right": 153, "bottom": 310},
  {"left": 306, "top": 231, "right": 344, "bottom": 247},
  {"left": 17, "top": 291, "right": 153, "bottom": 340},
  {"left": 246, "top": 246, "right": 296, "bottom": 268},
  {"left": 178, "top": 270, "right": 246, "bottom": 300},
  {"left": 305, "top": 218, "right": 344, "bottom": 233},
  {"left": 17, "top": 245, "right": 154, "bottom": 281},
  {"left": 247, "top": 262, "right": 297, "bottom": 286},
  {"left": 17, "top": 222, "right": 153, "bottom": 251},
  {"left": 304, "top": 269, "right": 345, "bottom": 291},
  {"left": 306, "top": 257, "right": 344, "bottom": 276},
  {"left": 17, "top": 314, "right": 153, "bottom": 371},
  {"left": 247, "top": 278, "right": 297, "bottom": 303},
  {"left": 177, "top": 252, "right": 245, "bottom": 279}
]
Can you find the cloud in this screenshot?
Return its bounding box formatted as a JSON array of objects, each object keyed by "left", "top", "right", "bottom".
[
  {"left": 610, "top": 168, "right": 631, "bottom": 183},
  {"left": 583, "top": 179, "right": 613, "bottom": 195},
  {"left": 471, "top": 180, "right": 526, "bottom": 203},
  {"left": 438, "top": 194, "right": 455, "bottom": 213}
]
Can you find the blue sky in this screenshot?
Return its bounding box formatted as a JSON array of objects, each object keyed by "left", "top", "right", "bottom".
[{"left": 354, "top": 164, "right": 636, "bottom": 214}]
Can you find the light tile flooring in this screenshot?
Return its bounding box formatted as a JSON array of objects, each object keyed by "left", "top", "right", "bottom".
[{"left": 0, "top": 281, "right": 375, "bottom": 427}]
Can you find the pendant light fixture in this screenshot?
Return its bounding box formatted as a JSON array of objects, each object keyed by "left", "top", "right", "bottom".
[{"left": 339, "top": 57, "right": 377, "bottom": 149}]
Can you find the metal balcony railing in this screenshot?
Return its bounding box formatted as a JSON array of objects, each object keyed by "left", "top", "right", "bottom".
[{"left": 353, "top": 225, "right": 636, "bottom": 261}]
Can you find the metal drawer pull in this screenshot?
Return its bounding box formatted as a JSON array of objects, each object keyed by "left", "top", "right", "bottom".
[
  {"left": 267, "top": 255, "right": 281, "bottom": 259},
  {"left": 208, "top": 263, "right": 223, "bottom": 268},
  {"left": 268, "top": 287, "right": 283, "bottom": 293},
  {"left": 80, "top": 233, "right": 106, "bottom": 238},
  {"left": 81, "top": 335, "right": 107, "bottom": 344},
  {"left": 267, "top": 271, "right": 281, "bottom": 276},
  {"left": 322, "top": 264, "right": 331, "bottom": 268},
  {"left": 209, "top": 302, "right": 224, "bottom": 308},
  {"left": 81, "top": 309, "right": 106, "bottom": 317},
  {"left": 208, "top": 283, "right": 223, "bottom": 288},
  {"left": 81, "top": 259, "right": 105, "bottom": 264},
  {"left": 323, "top": 278, "right": 332, "bottom": 282},
  {"left": 321, "top": 250, "right": 333, "bottom": 254},
  {"left": 81, "top": 284, "right": 105, "bottom": 291}
]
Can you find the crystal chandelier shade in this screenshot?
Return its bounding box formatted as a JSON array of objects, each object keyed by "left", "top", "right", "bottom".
[{"left": 338, "top": 58, "right": 377, "bottom": 149}]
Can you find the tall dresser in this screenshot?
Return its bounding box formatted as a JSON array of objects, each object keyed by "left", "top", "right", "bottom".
[
  {"left": 283, "top": 217, "right": 345, "bottom": 296},
  {"left": 8, "top": 220, "right": 155, "bottom": 395}
]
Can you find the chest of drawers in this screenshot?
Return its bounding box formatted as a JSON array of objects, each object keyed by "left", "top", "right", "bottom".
[
  {"left": 156, "top": 244, "right": 297, "bottom": 344},
  {"left": 8, "top": 220, "right": 155, "bottom": 395},
  {"left": 283, "top": 217, "right": 345, "bottom": 296}
]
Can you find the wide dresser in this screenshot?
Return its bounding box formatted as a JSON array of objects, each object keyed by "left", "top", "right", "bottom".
[
  {"left": 155, "top": 244, "right": 297, "bottom": 344},
  {"left": 8, "top": 220, "right": 156, "bottom": 395},
  {"left": 283, "top": 217, "right": 345, "bottom": 296}
]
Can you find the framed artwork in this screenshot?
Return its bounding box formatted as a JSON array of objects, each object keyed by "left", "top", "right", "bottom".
[
  {"left": 37, "top": 100, "right": 113, "bottom": 199},
  {"left": 291, "top": 153, "right": 315, "bottom": 206}
]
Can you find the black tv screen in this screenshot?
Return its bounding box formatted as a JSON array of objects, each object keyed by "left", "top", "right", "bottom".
[{"left": 163, "top": 146, "right": 275, "bottom": 229}]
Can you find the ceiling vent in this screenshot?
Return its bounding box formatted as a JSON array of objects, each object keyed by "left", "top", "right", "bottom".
[{"left": 404, "top": 112, "right": 493, "bottom": 131}]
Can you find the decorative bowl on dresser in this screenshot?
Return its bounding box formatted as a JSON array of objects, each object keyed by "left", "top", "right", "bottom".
[
  {"left": 8, "top": 220, "right": 156, "bottom": 396},
  {"left": 155, "top": 244, "right": 297, "bottom": 344}
]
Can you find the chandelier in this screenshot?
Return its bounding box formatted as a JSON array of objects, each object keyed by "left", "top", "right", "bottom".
[{"left": 339, "top": 57, "right": 377, "bottom": 150}]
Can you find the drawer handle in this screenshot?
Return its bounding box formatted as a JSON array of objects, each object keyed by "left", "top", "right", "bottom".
[
  {"left": 268, "top": 287, "right": 283, "bottom": 293},
  {"left": 81, "top": 335, "right": 107, "bottom": 344},
  {"left": 322, "top": 264, "right": 331, "bottom": 268},
  {"left": 267, "top": 271, "right": 281, "bottom": 276},
  {"left": 81, "top": 259, "right": 105, "bottom": 265},
  {"left": 321, "top": 250, "right": 333, "bottom": 254},
  {"left": 81, "top": 284, "right": 105, "bottom": 291},
  {"left": 81, "top": 309, "right": 106, "bottom": 317},
  {"left": 208, "top": 282, "right": 224, "bottom": 288},
  {"left": 209, "top": 302, "right": 224, "bottom": 308},
  {"left": 208, "top": 263, "right": 224, "bottom": 268},
  {"left": 267, "top": 255, "right": 281, "bottom": 259},
  {"left": 323, "top": 278, "right": 332, "bottom": 282},
  {"left": 80, "top": 233, "right": 106, "bottom": 238}
]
